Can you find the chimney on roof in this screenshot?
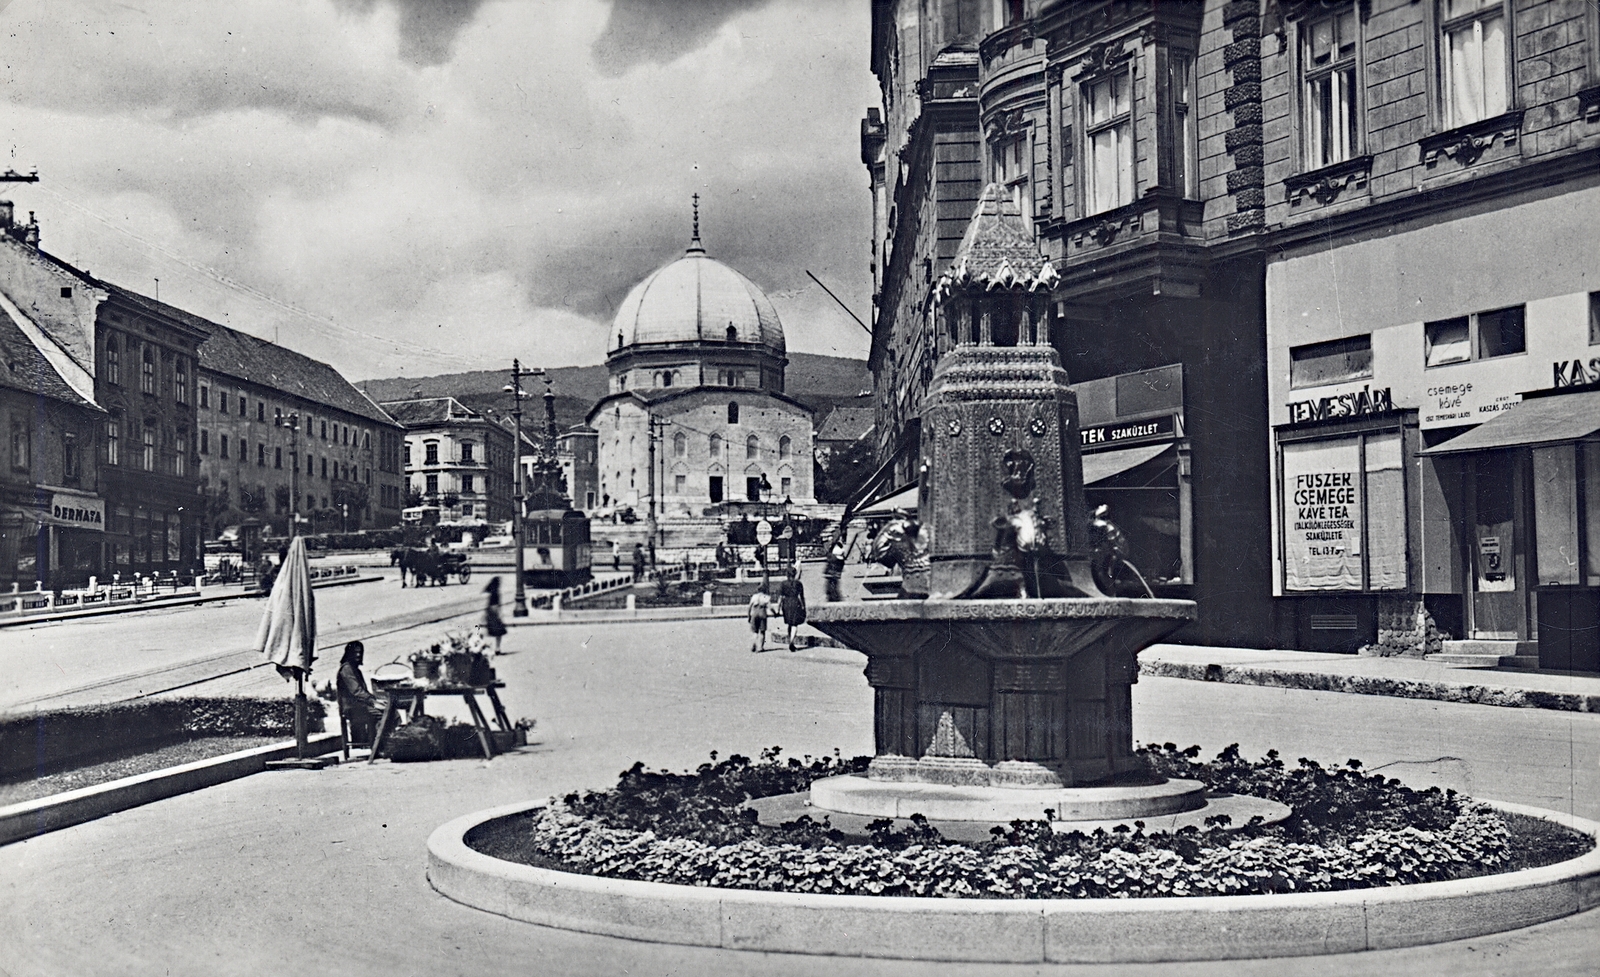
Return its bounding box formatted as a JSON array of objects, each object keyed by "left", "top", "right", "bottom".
[
  {"left": 21, "top": 212, "right": 39, "bottom": 248},
  {"left": 0, "top": 200, "right": 12, "bottom": 229}
]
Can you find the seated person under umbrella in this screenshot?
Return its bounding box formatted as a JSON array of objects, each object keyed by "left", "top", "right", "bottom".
[{"left": 336, "top": 641, "right": 388, "bottom": 745}]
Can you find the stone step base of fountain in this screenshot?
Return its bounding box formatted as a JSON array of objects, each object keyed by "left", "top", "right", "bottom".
[
  {"left": 748, "top": 784, "right": 1288, "bottom": 845},
  {"left": 812, "top": 774, "right": 1208, "bottom": 823}
]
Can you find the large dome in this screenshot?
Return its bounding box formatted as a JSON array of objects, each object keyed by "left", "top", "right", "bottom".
[{"left": 609, "top": 245, "right": 785, "bottom": 354}]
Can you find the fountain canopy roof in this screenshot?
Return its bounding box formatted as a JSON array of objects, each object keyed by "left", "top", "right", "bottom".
[{"left": 936, "top": 183, "right": 1058, "bottom": 299}]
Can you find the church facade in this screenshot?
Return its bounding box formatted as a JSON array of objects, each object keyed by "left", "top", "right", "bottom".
[{"left": 588, "top": 223, "right": 815, "bottom": 520}]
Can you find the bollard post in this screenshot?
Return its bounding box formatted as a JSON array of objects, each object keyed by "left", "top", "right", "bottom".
[
  {"left": 625, "top": 593, "right": 636, "bottom": 613},
  {"left": 703, "top": 590, "right": 713, "bottom": 608},
  {"left": 551, "top": 594, "right": 562, "bottom": 617}
]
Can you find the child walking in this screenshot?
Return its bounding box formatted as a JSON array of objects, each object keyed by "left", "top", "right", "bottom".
[{"left": 747, "top": 587, "right": 771, "bottom": 653}]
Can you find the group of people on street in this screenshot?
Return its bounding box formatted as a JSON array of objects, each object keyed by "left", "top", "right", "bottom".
[{"left": 748, "top": 564, "right": 806, "bottom": 653}]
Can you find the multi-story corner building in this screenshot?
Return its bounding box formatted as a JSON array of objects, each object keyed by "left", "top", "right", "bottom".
[
  {"left": 381, "top": 396, "right": 515, "bottom": 525},
  {"left": 1259, "top": 0, "right": 1600, "bottom": 669},
  {"left": 862, "top": 0, "right": 1275, "bottom": 648},
  {"left": 0, "top": 208, "right": 206, "bottom": 582},
  {"left": 196, "top": 323, "right": 405, "bottom": 538},
  {"left": 0, "top": 295, "right": 106, "bottom": 590},
  {"left": 863, "top": 0, "right": 1600, "bottom": 667}
]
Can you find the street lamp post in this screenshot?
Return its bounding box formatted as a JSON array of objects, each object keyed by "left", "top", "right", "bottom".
[
  {"left": 280, "top": 412, "right": 300, "bottom": 539},
  {"left": 504, "top": 359, "right": 545, "bottom": 617}
]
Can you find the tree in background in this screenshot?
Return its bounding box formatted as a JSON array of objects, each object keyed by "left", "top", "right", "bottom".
[{"left": 814, "top": 438, "right": 877, "bottom": 504}]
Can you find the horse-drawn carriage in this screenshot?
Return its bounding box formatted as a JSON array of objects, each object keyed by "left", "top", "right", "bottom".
[{"left": 392, "top": 547, "right": 472, "bottom": 586}]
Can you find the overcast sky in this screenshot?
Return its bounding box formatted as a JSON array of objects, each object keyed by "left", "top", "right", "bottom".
[{"left": 0, "top": 0, "right": 876, "bottom": 379}]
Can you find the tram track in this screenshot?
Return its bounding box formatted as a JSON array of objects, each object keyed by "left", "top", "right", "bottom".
[{"left": 6, "top": 592, "right": 486, "bottom": 711}]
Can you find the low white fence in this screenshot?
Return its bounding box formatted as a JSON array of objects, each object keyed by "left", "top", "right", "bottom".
[
  {"left": 0, "top": 564, "right": 362, "bottom": 617},
  {"left": 0, "top": 573, "right": 197, "bottom": 617}
]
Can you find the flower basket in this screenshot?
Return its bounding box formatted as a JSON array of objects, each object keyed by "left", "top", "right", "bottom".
[
  {"left": 384, "top": 722, "right": 444, "bottom": 762},
  {"left": 442, "top": 652, "right": 476, "bottom": 686},
  {"left": 490, "top": 728, "right": 525, "bottom": 753},
  {"left": 412, "top": 657, "right": 441, "bottom": 683},
  {"left": 441, "top": 723, "right": 489, "bottom": 758}
]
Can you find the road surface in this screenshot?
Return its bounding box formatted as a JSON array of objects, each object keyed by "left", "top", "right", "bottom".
[{"left": 0, "top": 615, "right": 1596, "bottom": 976}]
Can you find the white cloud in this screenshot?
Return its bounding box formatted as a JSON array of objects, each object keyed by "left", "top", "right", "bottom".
[{"left": 0, "top": 0, "right": 874, "bottom": 380}]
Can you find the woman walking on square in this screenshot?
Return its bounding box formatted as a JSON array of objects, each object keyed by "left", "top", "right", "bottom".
[
  {"left": 483, "top": 576, "right": 508, "bottom": 654},
  {"left": 777, "top": 564, "right": 807, "bottom": 652}
]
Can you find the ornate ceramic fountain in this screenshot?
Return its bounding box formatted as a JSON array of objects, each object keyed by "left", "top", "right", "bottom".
[{"left": 806, "top": 185, "right": 1201, "bottom": 827}]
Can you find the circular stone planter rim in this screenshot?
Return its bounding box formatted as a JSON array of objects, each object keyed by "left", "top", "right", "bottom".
[{"left": 426, "top": 798, "right": 1600, "bottom": 964}]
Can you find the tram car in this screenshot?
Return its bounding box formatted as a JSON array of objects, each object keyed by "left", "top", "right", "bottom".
[{"left": 523, "top": 508, "right": 592, "bottom": 587}]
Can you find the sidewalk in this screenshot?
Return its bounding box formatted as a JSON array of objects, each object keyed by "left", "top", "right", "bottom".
[{"left": 1140, "top": 643, "right": 1600, "bottom": 714}]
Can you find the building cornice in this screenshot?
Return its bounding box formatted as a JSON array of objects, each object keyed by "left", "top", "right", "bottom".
[{"left": 1265, "top": 146, "right": 1600, "bottom": 260}]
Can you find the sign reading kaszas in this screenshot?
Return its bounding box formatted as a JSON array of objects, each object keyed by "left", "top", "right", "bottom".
[{"left": 1281, "top": 438, "right": 1362, "bottom": 590}]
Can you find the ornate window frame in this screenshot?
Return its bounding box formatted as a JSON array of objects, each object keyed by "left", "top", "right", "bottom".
[{"left": 1072, "top": 41, "right": 1139, "bottom": 218}]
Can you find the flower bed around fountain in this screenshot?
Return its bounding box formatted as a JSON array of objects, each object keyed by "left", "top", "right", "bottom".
[{"left": 463, "top": 746, "right": 1590, "bottom": 900}]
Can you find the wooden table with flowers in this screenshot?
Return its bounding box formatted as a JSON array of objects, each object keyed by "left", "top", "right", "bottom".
[{"left": 369, "top": 646, "right": 513, "bottom": 762}]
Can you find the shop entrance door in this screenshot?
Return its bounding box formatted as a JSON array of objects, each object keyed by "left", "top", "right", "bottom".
[{"left": 1466, "top": 452, "right": 1529, "bottom": 640}]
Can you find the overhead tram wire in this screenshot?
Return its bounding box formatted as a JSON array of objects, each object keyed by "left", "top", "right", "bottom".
[
  {"left": 32, "top": 183, "right": 481, "bottom": 368},
  {"left": 805, "top": 270, "right": 872, "bottom": 334}
]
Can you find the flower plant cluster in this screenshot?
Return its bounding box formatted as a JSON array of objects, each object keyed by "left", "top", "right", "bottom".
[{"left": 482, "top": 745, "right": 1572, "bottom": 900}]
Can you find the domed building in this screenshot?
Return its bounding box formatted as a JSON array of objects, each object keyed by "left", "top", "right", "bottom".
[{"left": 587, "top": 213, "right": 815, "bottom": 524}]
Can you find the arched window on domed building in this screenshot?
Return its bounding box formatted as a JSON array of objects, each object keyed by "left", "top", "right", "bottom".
[
  {"left": 746, "top": 435, "right": 759, "bottom": 460},
  {"left": 709, "top": 434, "right": 721, "bottom": 458},
  {"left": 779, "top": 435, "right": 791, "bottom": 460},
  {"left": 673, "top": 432, "right": 686, "bottom": 457}
]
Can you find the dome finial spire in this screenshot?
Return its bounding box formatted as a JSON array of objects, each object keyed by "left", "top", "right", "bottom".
[{"left": 687, "top": 192, "right": 704, "bottom": 254}]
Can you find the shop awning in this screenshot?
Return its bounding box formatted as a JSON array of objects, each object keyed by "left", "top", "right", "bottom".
[
  {"left": 855, "top": 484, "right": 919, "bottom": 516},
  {"left": 1418, "top": 390, "right": 1600, "bottom": 455},
  {"left": 1082, "top": 443, "right": 1173, "bottom": 485}
]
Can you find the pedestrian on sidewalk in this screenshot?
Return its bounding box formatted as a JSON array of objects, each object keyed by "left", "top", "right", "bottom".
[
  {"left": 483, "top": 576, "right": 507, "bottom": 654},
  {"left": 632, "top": 542, "right": 646, "bottom": 581},
  {"left": 823, "top": 531, "right": 849, "bottom": 602},
  {"left": 747, "top": 586, "right": 771, "bottom": 653},
  {"left": 777, "top": 564, "right": 807, "bottom": 652}
]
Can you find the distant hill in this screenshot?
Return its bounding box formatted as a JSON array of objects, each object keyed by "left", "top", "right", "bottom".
[{"left": 355, "top": 352, "right": 872, "bottom": 431}]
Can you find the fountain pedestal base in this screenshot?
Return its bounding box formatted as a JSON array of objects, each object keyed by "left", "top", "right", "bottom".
[
  {"left": 810, "top": 597, "right": 1197, "bottom": 788},
  {"left": 808, "top": 774, "right": 1208, "bottom": 824}
]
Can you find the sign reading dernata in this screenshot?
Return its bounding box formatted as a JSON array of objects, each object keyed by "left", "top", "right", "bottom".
[
  {"left": 49, "top": 492, "right": 105, "bottom": 531},
  {"left": 1080, "top": 414, "right": 1176, "bottom": 449}
]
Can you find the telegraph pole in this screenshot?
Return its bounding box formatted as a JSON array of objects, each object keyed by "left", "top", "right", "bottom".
[{"left": 504, "top": 360, "right": 545, "bottom": 616}]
